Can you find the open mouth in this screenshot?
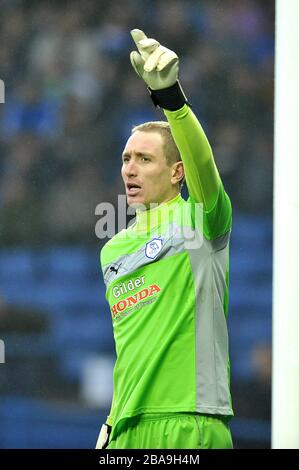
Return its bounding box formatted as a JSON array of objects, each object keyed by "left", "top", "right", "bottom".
[{"left": 126, "top": 182, "right": 141, "bottom": 196}]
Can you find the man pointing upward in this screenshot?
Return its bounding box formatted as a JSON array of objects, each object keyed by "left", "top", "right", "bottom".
[{"left": 96, "top": 29, "right": 233, "bottom": 449}]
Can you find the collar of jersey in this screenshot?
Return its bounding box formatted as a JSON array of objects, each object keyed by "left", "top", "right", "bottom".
[{"left": 129, "top": 192, "right": 183, "bottom": 234}]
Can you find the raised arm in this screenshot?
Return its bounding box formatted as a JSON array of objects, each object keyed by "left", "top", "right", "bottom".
[
  {"left": 164, "top": 104, "right": 220, "bottom": 211},
  {"left": 130, "top": 29, "right": 231, "bottom": 238}
]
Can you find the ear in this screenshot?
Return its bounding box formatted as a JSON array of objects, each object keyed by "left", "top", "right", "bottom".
[{"left": 171, "top": 161, "right": 184, "bottom": 186}]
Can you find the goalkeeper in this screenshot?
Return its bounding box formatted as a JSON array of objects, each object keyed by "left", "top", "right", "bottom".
[{"left": 96, "top": 29, "right": 233, "bottom": 449}]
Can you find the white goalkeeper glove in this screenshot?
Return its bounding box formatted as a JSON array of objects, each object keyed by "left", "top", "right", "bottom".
[
  {"left": 130, "top": 29, "right": 189, "bottom": 111},
  {"left": 130, "top": 28, "right": 178, "bottom": 90},
  {"left": 95, "top": 423, "right": 111, "bottom": 449}
]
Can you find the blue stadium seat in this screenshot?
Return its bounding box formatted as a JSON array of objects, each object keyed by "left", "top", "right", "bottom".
[
  {"left": 0, "top": 249, "right": 34, "bottom": 282},
  {"left": 231, "top": 214, "right": 272, "bottom": 246},
  {"left": 0, "top": 396, "right": 105, "bottom": 448},
  {"left": 230, "top": 249, "right": 272, "bottom": 278},
  {"left": 1, "top": 282, "right": 105, "bottom": 314},
  {"left": 50, "top": 313, "right": 113, "bottom": 350},
  {"left": 46, "top": 247, "right": 100, "bottom": 281}
]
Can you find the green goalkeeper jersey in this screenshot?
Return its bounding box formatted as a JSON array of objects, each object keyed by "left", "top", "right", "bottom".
[{"left": 100, "top": 104, "right": 233, "bottom": 441}]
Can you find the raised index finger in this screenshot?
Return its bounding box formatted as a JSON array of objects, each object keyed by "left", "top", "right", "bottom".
[{"left": 130, "top": 29, "right": 147, "bottom": 49}]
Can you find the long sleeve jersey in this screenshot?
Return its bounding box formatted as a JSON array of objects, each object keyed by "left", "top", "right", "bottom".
[{"left": 100, "top": 104, "right": 233, "bottom": 441}]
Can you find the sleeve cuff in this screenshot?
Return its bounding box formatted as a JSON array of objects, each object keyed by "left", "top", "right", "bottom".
[{"left": 148, "top": 81, "right": 191, "bottom": 111}]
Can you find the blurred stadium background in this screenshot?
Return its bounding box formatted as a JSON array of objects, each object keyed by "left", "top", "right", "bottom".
[{"left": 0, "top": 0, "right": 274, "bottom": 448}]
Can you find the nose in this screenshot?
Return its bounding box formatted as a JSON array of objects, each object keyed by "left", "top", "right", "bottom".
[{"left": 123, "top": 159, "right": 138, "bottom": 177}]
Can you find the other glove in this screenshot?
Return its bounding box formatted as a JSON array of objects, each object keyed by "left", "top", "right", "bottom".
[{"left": 95, "top": 423, "right": 112, "bottom": 449}]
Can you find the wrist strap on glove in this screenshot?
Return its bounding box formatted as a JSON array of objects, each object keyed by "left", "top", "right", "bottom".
[{"left": 148, "top": 81, "right": 190, "bottom": 111}]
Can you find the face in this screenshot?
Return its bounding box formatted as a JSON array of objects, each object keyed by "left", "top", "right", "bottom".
[{"left": 121, "top": 131, "right": 182, "bottom": 209}]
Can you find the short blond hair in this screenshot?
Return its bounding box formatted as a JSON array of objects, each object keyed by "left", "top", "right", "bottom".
[{"left": 131, "top": 121, "right": 181, "bottom": 166}]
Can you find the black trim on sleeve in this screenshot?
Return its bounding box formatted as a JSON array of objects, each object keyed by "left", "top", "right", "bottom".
[{"left": 148, "top": 81, "right": 191, "bottom": 111}]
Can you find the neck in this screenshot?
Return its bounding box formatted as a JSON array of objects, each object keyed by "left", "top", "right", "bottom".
[
  {"left": 131, "top": 192, "right": 182, "bottom": 233},
  {"left": 147, "top": 191, "right": 181, "bottom": 210}
]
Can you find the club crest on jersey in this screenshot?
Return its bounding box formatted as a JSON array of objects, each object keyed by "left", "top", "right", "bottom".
[{"left": 145, "top": 238, "right": 163, "bottom": 259}]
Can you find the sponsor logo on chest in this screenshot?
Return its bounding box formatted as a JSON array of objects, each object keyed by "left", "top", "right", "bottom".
[
  {"left": 109, "top": 238, "right": 163, "bottom": 320},
  {"left": 111, "top": 283, "right": 161, "bottom": 319}
]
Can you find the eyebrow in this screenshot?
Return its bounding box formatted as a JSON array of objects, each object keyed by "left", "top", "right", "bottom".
[{"left": 121, "top": 152, "right": 155, "bottom": 159}]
